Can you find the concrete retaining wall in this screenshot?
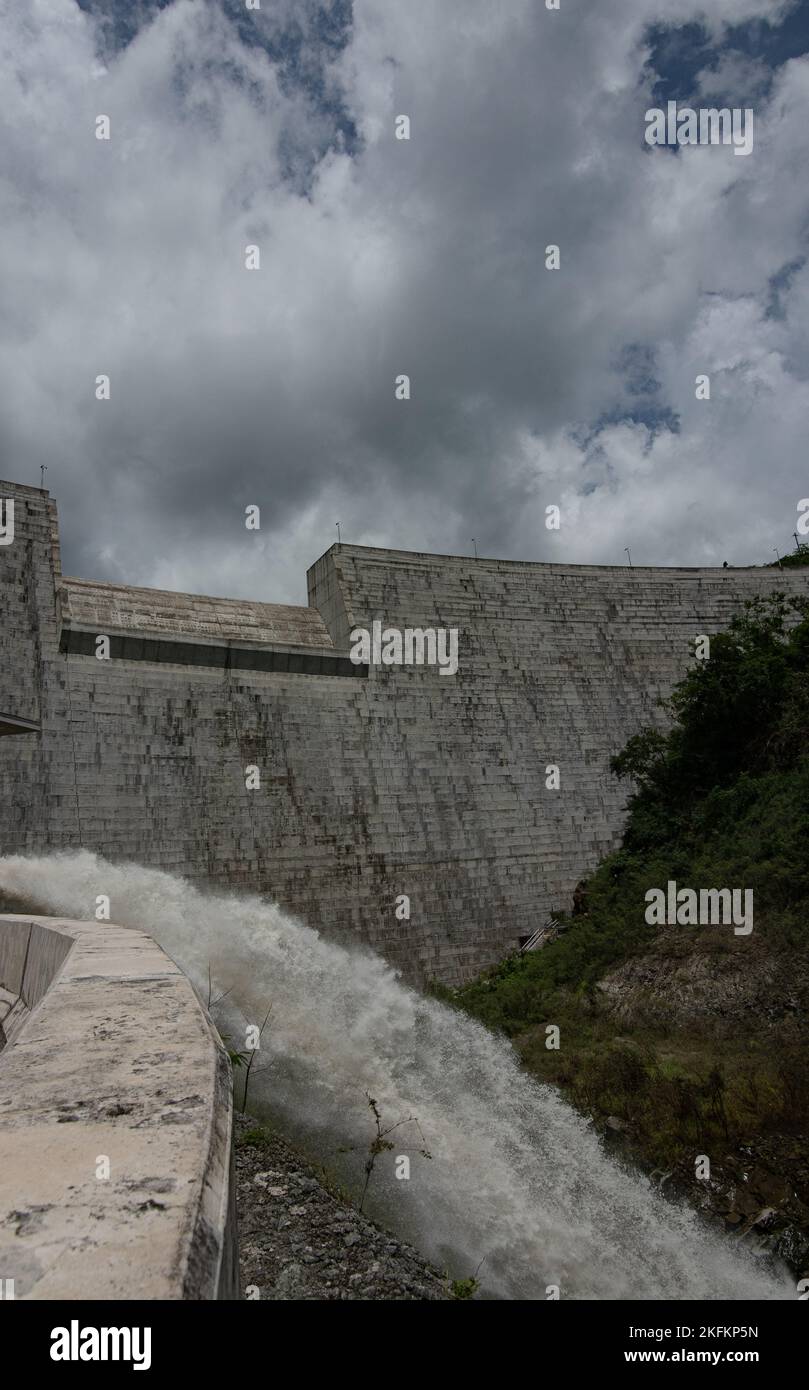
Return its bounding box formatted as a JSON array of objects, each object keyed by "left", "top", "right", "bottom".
[
  {"left": 1, "top": 480, "right": 807, "bottom": 984},
  {"left": 0, "top": 914, "right": 237, "bottom": 1300}
]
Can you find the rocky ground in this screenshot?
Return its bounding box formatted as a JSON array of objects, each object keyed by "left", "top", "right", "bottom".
[
  {"left": 596, "top": 926, "right": 809, "bottom": 1034},
  {"left": 599, "top": 1118, "right": 809, "bottom": 1278},
  {"left": 512, "top": 923, "right": 809, "bottom": 1283},
  {"left": 596, "top": 931, "right": 809, "bottom": 1276},
  {"left": 234, "top": 1114, "right": 450, "bottom": 1300}
]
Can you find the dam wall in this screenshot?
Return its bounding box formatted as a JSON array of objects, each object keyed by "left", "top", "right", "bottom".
[
  {"left": 1, "top": 479, "right": 807, "bottom": 985},
  {"left": 0, "top": 913, "right": 237, "bottom": 1299}
]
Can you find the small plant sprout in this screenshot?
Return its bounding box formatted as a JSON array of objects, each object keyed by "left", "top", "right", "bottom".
[{"left": 358, "top": 1091, "right": 431, "bottom": 1214}]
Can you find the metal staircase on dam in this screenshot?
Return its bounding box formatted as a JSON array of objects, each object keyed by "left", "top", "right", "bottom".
[{"left": 519, "top": 915, "right": 565, "bottom": 952}]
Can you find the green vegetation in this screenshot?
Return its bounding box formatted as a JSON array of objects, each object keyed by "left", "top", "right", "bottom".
[
  {"left": 767, "top": 543, "right": 809, "bottom": 570},
  {"left": 441, "top": 593, "right": 809, "bottom": 1211},
  {"left": 357, "top": 1091, "right": 431, "bottom": 1214},
  {"left": 450, "top": 1276, "right": 481, "bottom": 1300},
  {"left": 238, "top": 1125, "right": 275, "bottom": 1148}
]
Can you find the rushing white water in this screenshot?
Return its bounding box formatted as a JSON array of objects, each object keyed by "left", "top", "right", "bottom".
[{"left": 0, "top": 851, "right": 792, "bottom": 1301}]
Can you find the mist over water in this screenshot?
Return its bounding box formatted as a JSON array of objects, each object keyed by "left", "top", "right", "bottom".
[{"left": 0, "top": 852, "right": 792, "bottom": 1300}]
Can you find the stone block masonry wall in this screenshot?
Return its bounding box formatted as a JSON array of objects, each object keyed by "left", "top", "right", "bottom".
[
  {"left": 308, "top": 545, "right": 809, "bottom": 980},
  {"left": 2, "top": 479, "right": 807, "bottom": 985},
  {"left": 0, "top": 483, "right": 82, "bottom": 851}
]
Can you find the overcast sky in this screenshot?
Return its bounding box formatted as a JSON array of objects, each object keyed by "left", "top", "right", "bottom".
[{"left": 2, "top": 0, "right": 808, "bottom": 602}]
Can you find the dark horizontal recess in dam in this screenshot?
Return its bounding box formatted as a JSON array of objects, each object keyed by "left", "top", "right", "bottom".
[
  {"left": 60, "top": 628, "right": 369, "bottom": 678},
  {"left": 0, "top": 713, "right": 40, "bottom": 737}
]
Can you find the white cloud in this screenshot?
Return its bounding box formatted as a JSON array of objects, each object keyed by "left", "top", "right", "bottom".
[{"left": 0, "top": 0, "right": 806, "bottom": 600}]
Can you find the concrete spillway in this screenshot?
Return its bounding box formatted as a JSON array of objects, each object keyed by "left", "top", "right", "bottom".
[{"left": 0, "top": 911, "right": 236, "bottom": 1299}]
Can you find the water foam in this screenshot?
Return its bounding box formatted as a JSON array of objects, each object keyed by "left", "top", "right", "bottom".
[{"left": 0, "top": 851, "right": 792, "bottom": 1300}]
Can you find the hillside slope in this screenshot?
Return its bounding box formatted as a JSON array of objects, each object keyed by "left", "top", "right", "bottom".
[{"left": 441, "top": 591, "right": 809, "bottom": 1276}]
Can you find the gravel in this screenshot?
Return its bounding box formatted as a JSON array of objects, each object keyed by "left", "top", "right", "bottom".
[{"left": 234, "top": 1114, "right": 450, "bottom": 1300}]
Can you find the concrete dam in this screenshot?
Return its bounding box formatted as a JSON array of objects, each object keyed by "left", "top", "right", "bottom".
[
  {"left": 3, "top": 477, "right": 808, "bottom": 987},
  {"left": 2, "top": 478, "right": 806, "bottom": 1302}
]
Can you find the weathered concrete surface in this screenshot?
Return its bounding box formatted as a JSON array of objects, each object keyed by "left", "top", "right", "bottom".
[
  {"left": 0, "top": 917, "right": 73, "bottom": 1048},
  {"left": 62, "top": 575, "right": 335, "bottom": 649},
  {"left": 1, "top": 479, "right": 808, "bottom": 985},
  {"left": 0, "top": 915, "right": 237, "bottom": 1299}
]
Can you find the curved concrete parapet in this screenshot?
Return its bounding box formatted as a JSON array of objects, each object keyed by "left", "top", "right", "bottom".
[{"left": 0, "top": 914, "right": 238, "bottom": 1299}]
